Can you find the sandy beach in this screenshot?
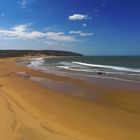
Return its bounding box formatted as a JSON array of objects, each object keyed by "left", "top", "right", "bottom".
[{"left": 0, "top": 57, "right": 140, "bottom": 140}]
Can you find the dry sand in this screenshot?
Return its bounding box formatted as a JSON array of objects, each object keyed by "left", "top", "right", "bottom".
[{"left": 0, "top": 57, "right": 140, "bottom": 140}]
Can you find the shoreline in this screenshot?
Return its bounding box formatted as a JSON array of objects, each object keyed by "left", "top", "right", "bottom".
[
  {"left": 0, "top": 57, "right": 140, "bottom": 140},
  {"left": 22, "top": 56, "right": 140, "bottom": 84}
]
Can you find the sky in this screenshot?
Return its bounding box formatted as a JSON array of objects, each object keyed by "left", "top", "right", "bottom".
[{"left": 0, "top": 0, "right": 140, "bottom": 55}]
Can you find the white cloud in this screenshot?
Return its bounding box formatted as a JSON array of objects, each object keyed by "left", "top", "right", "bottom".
[
  {"left": 0, "top": 24, "right": 44, "bottom": 40},
  {"left": 18, "top": 0, "right": 33, "bottom": 8},
  {"left": 68, "top": 14, "right": 90, "bottom": 21},
  {"left": 12, "top": 24, "right": 29, "bottom": 31},
  {"left": 82, "top": 23, "right": 87, "bottom": 27},
  {"left": 44, "top": 40, "right": 56, "bottom": 45},
  {"left": 46, "top": 32, "right": 75, "bottom": 42},
  {"left": 69, "top": 31, "right": 93, "bottom": 37},
  {"left": 21, "top": 0, "right": 28, "bottom": 8},
  {"left": 0, "top": 24, "right": 76, "bottom": 42}
]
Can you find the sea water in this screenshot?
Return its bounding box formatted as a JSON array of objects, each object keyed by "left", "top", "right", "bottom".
[{"left": 27, "top": 56, "right": 140, "bottom": 83}]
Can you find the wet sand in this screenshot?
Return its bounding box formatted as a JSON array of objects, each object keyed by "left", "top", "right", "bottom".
[{"left": 0, "top": 57, "right": 140, "bottom": 140}]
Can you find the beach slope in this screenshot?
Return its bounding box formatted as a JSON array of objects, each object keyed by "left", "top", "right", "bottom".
[{"left": 0, "top": 58, "right": 140, "bottom": 140}]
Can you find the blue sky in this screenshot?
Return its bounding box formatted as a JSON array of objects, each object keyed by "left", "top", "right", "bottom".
[{"left": 0, "top": 0, "right": 139, "bottom": 55}]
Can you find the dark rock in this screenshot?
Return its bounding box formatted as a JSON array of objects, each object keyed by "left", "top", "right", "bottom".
[{"left": 97, "top": 72, "right": 103, "bottom": 75}]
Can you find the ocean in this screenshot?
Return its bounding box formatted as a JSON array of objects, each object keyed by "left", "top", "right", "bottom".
[{"left": 27, "top": 56, "right": 140, "bottom": 83}]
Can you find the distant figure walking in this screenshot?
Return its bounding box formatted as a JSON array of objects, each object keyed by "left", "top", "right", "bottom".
[{"left": 25, "top": 75, "right": 30, "bottom": 79}]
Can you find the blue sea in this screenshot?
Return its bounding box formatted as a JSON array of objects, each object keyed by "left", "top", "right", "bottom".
[{"left": 27, "top": 56, "right": 140, "bottom": 83}]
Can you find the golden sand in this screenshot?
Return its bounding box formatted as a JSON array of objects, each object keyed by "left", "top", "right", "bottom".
[{"left": 0, "top": 57, "right": 140, "bottom": 140}]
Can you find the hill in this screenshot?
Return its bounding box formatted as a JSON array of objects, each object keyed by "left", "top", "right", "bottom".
[{"left": 0, "top": 50, "right": 83, "bottom": 57}]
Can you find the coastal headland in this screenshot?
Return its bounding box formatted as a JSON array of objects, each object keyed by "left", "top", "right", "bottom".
[{"left": 0, "top": 50, "right": 83, "bottom": 57}]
